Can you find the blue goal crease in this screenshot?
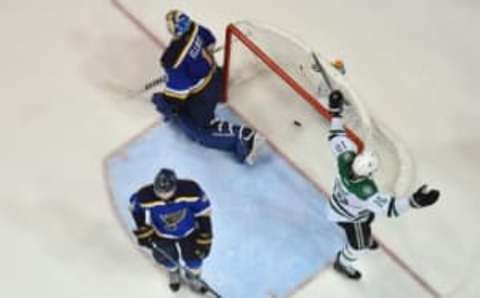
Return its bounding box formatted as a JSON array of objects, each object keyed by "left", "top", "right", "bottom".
[{"left": 105, "top": 108, "right": 344, "bottom": 298}]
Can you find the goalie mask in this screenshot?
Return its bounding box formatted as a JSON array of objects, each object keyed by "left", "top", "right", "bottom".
[
  {"left": 352, "top": 151, "right": 379, "bottom": 177},
  {"left": 153, "top": 168, "right": 177, "bottom": 200},
  {"left": 165, "top": 10, "right": 192, "bottom": 38}
]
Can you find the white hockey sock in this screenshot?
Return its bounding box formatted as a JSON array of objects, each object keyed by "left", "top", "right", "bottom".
[
  {"left": 339, "top": 244, "right": 362, "bottom": 268},
  {"left": 186, "top": 267, "right": 201, "bottom": 276}
]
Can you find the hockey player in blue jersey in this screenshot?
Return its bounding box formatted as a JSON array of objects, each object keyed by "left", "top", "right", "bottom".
[
  {"left": 129, "top": 169, "right": 213, "bottom": 293},
  {"left": 151, "top": 10, "right": 262, "bottom": 165}
]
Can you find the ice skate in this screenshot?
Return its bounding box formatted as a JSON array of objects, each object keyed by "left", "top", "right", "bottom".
[
  {"left": 168, "top": 268, "right": 181, "bottom": 292},
  {"left": 369, "top": 239, "right": 379, "bottom": 250},
  {"left": 333, "top": 252, "right": 362, "bottom": 280},
  {"left": 185, "top": 271, "right": 208, "bottom": 294}
]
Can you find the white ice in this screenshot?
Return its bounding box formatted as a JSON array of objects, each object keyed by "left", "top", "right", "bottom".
[{"left": 1, "top": 0, "right": 479, "bottom": 297}]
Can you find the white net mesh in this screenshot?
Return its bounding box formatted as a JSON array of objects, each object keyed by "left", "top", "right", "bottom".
[{"left": 225, "top": 21, "right": 415, "bottom": 196}]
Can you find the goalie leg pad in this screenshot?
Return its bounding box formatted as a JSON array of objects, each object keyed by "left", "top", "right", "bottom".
[{"left": 175, "top": 115, "right": 260, "bottom": 164}]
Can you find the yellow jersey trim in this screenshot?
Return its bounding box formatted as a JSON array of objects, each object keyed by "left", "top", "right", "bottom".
[
  {"left": 190, "top": 66, "right": 215, "bottom": 94},
  {"left": 196, "top": 238, "right": 212, "bottom": 245},
  {"left": 174, "top": 196, "right": 200, "bottom": 203},
  {"left": 140, "top": 200, "right": 166, "bottom": 208},
  {"left": 139, "top": 196, "right": 200, "bottom": 207},
  {"left": 173, "top": 24, "right": 199, "bottom": 69},
  {"left": 163, "top": 89, "right": 189, "bottom": 100}
]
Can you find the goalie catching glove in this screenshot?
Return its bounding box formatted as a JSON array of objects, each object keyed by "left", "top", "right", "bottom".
[
  {"left": 410, "top": 185, "right": 440, "bottom": 208},
  {"left": 133, "top": 225, "right": 155, "bottom": 248}
]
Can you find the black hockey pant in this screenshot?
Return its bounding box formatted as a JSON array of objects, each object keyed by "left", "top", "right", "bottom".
[
  {"left": 151, "top": 232, "right": 203, "bottom": 271},
  {"left": 337, "top": 214, "right": 375, "bottom": 250}
]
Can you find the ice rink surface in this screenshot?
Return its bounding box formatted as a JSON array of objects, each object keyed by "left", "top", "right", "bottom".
[
  {"left": 1, "top": 0, "right": 479, "bottom": 297},
  {"left": 105, "top": 108, "right": 344, "bottom": 297}
]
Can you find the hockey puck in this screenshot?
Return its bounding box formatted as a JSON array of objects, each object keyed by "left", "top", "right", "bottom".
[{"left": 293, "top": 120, "right": 302, "bottom": 127}]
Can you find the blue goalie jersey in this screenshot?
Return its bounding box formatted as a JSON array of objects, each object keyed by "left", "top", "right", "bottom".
[
  {"left": 161, "top": 23, "right": 217, "bottom": 100},
  {"left": 129, "top": 180, "right": 211, "bottom": 239}
]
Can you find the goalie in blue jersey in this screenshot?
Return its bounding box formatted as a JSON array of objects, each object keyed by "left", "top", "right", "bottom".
[
  {"left": 129, "top": 169, "right": 213, "bottom": 294},
  {"left": 151, "top": 10, "right": 263, "bottom": 165}
]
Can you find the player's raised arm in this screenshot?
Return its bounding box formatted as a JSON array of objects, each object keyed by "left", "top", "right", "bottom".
[
  {"left": 327, "top": 90, "right": 358, "bottom": 158},
  {"left": 361, "top": 184, "right": 439, "bottom": 219}
]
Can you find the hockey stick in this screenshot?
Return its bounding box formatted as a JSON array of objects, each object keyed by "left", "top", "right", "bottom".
[
  {"left": 311, "top": 52, "right": 351, "bottom": 106},
  {"left": 151, "top": 243, "right": 222, "bottom": 298},
  {"left": 127, "top": 44, "right": 227, "bottom": 97}
]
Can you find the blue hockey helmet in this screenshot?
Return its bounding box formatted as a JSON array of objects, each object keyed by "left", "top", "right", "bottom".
[
  {"left": 165, "top": 10, "right": 192, "bottom": 37},
  {"left": 153, "top": 168, "right": 177, "bottom": 199}
]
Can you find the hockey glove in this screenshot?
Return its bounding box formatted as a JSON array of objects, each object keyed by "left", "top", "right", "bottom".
[
  {"left": 133, "top": 225, "right": 155, "bottom": 248},
  {"left": 410, "top": 185, "right": 440, "bottom": 208},
  {"left": 329, "top": 90, "right": 344, "bottom": 117},
  {"left": 194, "top": 231, "right": 212, "bottom": 259},
  {"left": 193, "top": 216, "right": 213, "bottom": 259}
]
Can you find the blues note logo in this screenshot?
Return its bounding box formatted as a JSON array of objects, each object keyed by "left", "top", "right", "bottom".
[{"left": 160, "top": 209, "right": 187, "bottom": 231}]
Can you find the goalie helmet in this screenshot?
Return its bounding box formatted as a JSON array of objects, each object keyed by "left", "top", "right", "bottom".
[
  {"left": 165, "top": 10, "right": 192, "bottom": 37},
  {"left": 352, "top": 151, "right": 379, "bottom": 177},
  {"left": 153, "top": 168, "right": 177, "bottom": 200}
]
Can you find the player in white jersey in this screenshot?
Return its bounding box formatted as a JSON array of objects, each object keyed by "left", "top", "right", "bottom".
[{"left": 326, "top": 90, "right": 440, "bottom": 279}]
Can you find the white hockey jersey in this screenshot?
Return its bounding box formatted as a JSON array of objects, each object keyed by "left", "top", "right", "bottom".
[{"left": 326, "top": 117, "right": 411, "bottom": 223}]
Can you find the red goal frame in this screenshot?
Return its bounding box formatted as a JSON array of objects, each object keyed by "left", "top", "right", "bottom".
[{"left": 222, "top": 23, "right": 364, "bottom": 152}]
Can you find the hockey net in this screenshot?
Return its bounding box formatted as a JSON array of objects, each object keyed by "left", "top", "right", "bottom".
[{"left": 223, "top": 21, "right": 415, "bottom": 196}]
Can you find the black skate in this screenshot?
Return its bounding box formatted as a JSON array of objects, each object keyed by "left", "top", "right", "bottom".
[
  {"left": 333, "top": 253, "right": 362, "bottom": 280},
  {"left": 369, "top": 239, "right": 379, "bottom": 250},
  {"left": 168, "top": 268, "right": 181, "bottom": 292}
]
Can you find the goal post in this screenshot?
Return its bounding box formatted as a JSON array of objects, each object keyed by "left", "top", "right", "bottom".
[
  {"left": 222, "top": 21, "right": 415, "bottom": 195},
  {"left": 223, "top": 24, "right": 365, "bottom": 152}
]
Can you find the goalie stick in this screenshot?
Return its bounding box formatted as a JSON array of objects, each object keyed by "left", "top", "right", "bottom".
[
  {"left": 103, "top": 26, "right": 256, "bottom": 99},
  {"left": 122, "top": 44, "right": 226, "bottom": 99},
  {"left": 311, "top": 52, "right": 350, "bottom": 106},
  {"left": 101, "top": 46, "right": 224, "bottom": 99},
  {"left": 151, "top": 243, "right": 222, "bottom": 298}
]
